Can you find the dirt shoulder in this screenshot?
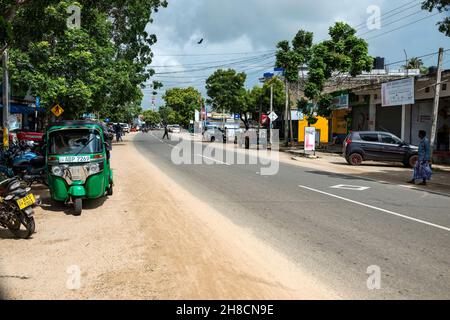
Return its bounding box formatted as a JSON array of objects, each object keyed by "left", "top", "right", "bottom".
[{"left": 0, "top": 133, "right": 335, "bottom": 300}]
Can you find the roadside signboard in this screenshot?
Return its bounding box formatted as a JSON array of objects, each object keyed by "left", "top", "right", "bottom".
[
  {"left": 274, "top": 67, "right": 285, "bottom": 77},
  {"left": 268, "top": 112, "right": 278, "bottom": 122},
  {"left": 304, "top": 127, "right": 316, "bottom": 152},
  {"left": 51, "top": 104, "right": 64, "bottom": 117},
  {"left": 381, "top": 77, "right": 415, "bottom": 107},
  {"left": 331, "top": 94, "right": 349, "bottom": 110},
  {"left": 35, "top": 97, "right": 40, "bottom": 108}
]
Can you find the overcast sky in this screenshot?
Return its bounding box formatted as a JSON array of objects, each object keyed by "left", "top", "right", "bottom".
[{"left": 142, "top": 0, "right": 450, "bottom": 109}]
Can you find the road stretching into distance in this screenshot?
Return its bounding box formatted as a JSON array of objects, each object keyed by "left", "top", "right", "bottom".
[{"left": 134, "top": 131, "right": 450, "bottom": 299}]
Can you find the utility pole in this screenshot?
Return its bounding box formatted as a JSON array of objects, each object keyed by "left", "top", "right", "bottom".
[
  {"left": 430, "top": 47, "right": 444, "bottom": 159},
  {"left": 284, "top": 78, "right": 289, "bottom": 147},
  {"left": 269, "top": 83, "right": 273, "bottom": 147},
  {"left": 2, "top": 49, "right": 10, "bottom": 150}
]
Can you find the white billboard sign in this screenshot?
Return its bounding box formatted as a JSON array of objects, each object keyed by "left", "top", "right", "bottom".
[
  {"left": 304, "top": 127, "right": 316, "bottom": 152},
  {"left": 381, "top": 77, "right": 415, "bottom": 107}
]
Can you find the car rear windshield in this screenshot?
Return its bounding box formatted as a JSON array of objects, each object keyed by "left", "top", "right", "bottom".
[
  {"left": 49, "top": 129, "right": 103, "bottom": 155},
  {"left": 359, "top": 133, "right": 379, "bottom": 142}
]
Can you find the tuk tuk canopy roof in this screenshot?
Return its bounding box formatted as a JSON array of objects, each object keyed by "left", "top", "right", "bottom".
[{"left": 46, "top": 120, "right": 107, "bottom": 133}]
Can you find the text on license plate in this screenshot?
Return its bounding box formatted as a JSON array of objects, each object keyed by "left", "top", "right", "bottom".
[
  {"left": 59, "top": 156, "right": 91, "bottom": 163},
  {"left": 17, "top": 194, "right": 36, "bottom": 210}
]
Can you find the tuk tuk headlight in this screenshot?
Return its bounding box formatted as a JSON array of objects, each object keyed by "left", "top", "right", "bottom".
[
  {"left": 51, "top": 166, "right": 64, "bottom": 177},
  {"left": 87, "top": 162, "right": 103, "bottom": 175}
]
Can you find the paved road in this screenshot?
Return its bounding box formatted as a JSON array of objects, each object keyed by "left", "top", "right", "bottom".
[{"left": 134, "top": 131, "right": 450, "bottom": 299}]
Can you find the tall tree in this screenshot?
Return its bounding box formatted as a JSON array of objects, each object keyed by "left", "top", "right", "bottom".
[
  {"left": 0, "top": 0, "right": 168, "bottom": 118},
  {"left": 422, "top": 0, "right": 450, "bottom": 36},
  {"left": 205, "top": 69, "right": 249, "bottom": 128},
  {"left": 162, "top": 87, "right": 202, "bottom": 127},
  {"left": 292, "top": 22, "right": 373, "bottom": 123},
  {"left": 142, "top": 109, "right": 161, "bottom": 126},
  {"left": 276, "top": 29, "right": 313, "bottom": 143}
]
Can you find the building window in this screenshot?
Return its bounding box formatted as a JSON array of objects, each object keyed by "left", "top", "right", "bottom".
[
  {"left": 425, "top": 87, "right": 430, "bottom": 93},
  {"left": 443, "top": 83, "right": 447, "bottom": 91}
]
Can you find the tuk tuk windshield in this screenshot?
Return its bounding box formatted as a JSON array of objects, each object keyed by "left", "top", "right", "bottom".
[{"left": 49, "top": 129, "right": 103, "bottom": 155}]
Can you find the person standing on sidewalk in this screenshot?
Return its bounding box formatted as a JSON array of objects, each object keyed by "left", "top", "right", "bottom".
[{"left": 408, "top": 130, "right": 432, "bottom": 186}]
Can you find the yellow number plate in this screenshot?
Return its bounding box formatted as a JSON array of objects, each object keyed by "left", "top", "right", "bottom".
[{"left": 17, "top": 194, "right": 36, "bottom": 210}]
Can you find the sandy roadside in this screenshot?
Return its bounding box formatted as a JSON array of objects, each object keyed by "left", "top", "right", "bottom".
[{"left": 0, "top": 133, "right": 336, "bottom": 300}]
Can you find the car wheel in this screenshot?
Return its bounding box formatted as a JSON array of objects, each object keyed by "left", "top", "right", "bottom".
[
  {"left": 406, "top": 155, "right": 419, "bottom": 168},
  {"left": 348, "top": 153, "right": 363, "bottom": 166}
]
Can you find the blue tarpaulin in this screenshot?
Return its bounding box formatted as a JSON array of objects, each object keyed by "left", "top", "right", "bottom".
[{"left": 0, "top": 103, "right": 44, "bottom": 114}]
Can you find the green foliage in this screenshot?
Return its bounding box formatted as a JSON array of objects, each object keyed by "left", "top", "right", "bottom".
[
  {"left": 142, "top": 109, "right": 161, "bottom": 126},
  {"left": 277, "top": 22, "right": 372, "bottom": 119},
  {"left": 422, "top": 0, "right": 450, "bottom": 36},
  {"left": 158, "top": 106, "right": 182, "bottom": 126},
  {"left": 1, "top": 0, "right": 168, "bottom": 119},
  {"left": 206, "top": 69, "right": 247, "bottom": 112},
  {"left": 402, "top": 57, "right": 429, "bottom": 74},
  {"left": 162, "top": 87, "right": 201, "bottom": 127}
]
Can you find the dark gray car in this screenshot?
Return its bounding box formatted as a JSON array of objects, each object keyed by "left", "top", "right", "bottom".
[{"left": 342, "top": 131, "right": 419, "bottom": 167}]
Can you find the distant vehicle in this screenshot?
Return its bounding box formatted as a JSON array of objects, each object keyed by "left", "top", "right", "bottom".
[
  {"left": 168, "top": 125, "right": 181, "bottom": 133},
  {"left": 120, "top": 123, "right": 130, "bottom": 133},
  {"left": 342, "top": 131, "right": 419, "bottom": 167},
  {"left": 237, "top": 129, "right": 267, "bottom": 148},
  {"left": 203, "top": 126, "right": 225, "bottom": 143}
]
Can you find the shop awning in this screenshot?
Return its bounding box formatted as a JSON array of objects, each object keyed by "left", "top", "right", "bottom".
[{"left": 0, "top": 103, "right": 44, "bottom": 114}]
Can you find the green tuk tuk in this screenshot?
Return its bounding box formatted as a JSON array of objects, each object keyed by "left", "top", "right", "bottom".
[{"left": 45, "top": 121, "right": 114, "bottom": 215}]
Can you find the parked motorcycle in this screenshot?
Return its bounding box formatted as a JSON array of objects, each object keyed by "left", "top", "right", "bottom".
[
  {"left": 0, "top": 177, "right": 40, "bottom": 239},
  {"left": 0, "top": 141, "right": 47, "bottom": 186}
]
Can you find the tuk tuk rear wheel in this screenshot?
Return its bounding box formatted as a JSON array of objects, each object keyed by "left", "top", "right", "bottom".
[
  {"left": 107, "top": 184, "right": 113, "bottom": 196},
  {"left": 73, "top": 198, "right": 82, "bottom": 216}
]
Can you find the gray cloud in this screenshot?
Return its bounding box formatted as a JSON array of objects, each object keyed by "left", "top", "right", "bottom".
[{"left": 142, "top": 0, "right": 450, "bottom": 108}]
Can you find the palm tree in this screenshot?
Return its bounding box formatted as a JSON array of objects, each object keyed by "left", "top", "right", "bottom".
[
  {"left": 403, "top": 57, "right": 428, "bottom": 74},
  {"left": 403, "top": 57, "right": 423, "bottom": 69}
]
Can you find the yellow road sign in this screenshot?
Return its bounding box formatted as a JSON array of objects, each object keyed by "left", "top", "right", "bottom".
[{"left": 51, "top": 104, "right": 64, "bottom": 117}]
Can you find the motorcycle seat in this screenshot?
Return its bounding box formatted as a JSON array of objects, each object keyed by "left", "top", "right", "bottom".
[
  {"left": 30, "top": 156, "right": 45, "bottom": 168},
  {"left": 0, "top": 178, "right": 18, "bottom": 196}
]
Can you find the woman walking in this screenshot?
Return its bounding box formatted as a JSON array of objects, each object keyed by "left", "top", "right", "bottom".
[{"left": 408, "top": 130, "right": 432, "bottom": 186}]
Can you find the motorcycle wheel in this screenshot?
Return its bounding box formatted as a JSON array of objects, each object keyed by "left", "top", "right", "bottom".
[
  {"left": 73, "top": 198, "right": 82, "bottom": 216},
  {"left": 7, "top": 216, "right": 21, "bottom": 231},
  {"left": 10, "top": 213, "right": 35, "bottom": 239},
  {"left": 21, "top": 214, "right": 35, "bottom": 239}
]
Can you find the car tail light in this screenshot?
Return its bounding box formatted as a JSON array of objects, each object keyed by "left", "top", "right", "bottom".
[{"left": 345, "top": 137, "right": 352, "bottom": 145}]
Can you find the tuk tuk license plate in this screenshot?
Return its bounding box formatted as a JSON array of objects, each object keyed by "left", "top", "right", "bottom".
[
  {"left": 17, "top": 194, "right": 36, "bottom": 210},
  {"left": 59, "top": 156, "right": 91, "bottom": 163}
]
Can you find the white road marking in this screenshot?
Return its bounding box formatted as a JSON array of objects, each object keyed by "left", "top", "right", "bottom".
[
  {"left": 299, "top": 185, "right": 450, "bottom": 233},
  {"left": 330, "top": 184, "right": 371, "bottom": 191},
  {"left": 195, "top": 154, "right": 231, "bottom": 166}
]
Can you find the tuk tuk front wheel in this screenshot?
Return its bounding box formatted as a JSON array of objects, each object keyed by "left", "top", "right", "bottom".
[
  {"left": 73, "top": 198, "right": 83, "bottom": 216},
  {"left": 107, "top": 184, "right": 113, "bottom": 196}
]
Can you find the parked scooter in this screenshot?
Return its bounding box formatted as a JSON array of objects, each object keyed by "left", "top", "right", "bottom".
[
  {"left": 0, "top": 177, "right": 40, "bottom": 239},
  {"left": 0, "top": 141, "right": 47, "bottom": 186}
]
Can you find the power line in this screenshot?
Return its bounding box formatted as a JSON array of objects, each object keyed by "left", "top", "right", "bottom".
[
  {"left": 155, "top": 49, "right": 275, "bottom": 57},
  {"left": 149, "top": 52, "right": 275, "bottom": 68},
  {"left": 352, "top": 0, "right": 421, "bottom": 30},
  {"left": 358, "top": 9, "right": 425, "bottom": 37},
  {"left": 154, "top": 53, "right": 275, "bottom": 75},
  {"left": 365, "top": 11, "right": 442, "bottom": 41}
]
